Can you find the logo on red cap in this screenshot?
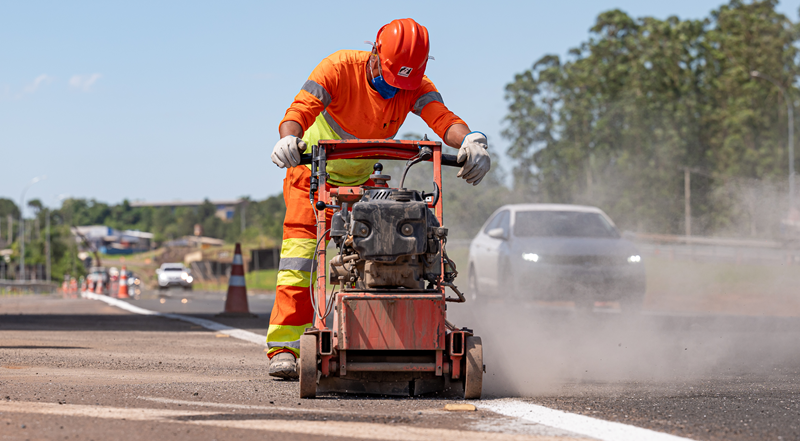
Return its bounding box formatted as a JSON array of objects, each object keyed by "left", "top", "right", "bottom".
[{"left": 398, "top": 66, "right": 413, "bottom": 77}]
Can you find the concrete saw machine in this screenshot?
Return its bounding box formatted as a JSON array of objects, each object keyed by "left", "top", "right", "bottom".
[{"left": 298, "top": 138, "right": 483, "bottom": 399}]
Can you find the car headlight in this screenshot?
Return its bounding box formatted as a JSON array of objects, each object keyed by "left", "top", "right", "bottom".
[
  {"left": 186, "top": 276, "right": 193, "bottom": 283},
  {"left": 627, "top": 255, "right": 641, "bottom": 263},
  {"left": 181, "top": 272, "right": 189, "bottom": 280},
  {"left": 522, "top": 253, "right": 539, "bottom": 262}
]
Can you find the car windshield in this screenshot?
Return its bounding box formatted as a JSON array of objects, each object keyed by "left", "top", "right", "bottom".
[{"left": 514, "top": 211, "right": 619, "bottom": 238}]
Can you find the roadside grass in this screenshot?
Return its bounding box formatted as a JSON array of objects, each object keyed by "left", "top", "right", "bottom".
[
  {"left": 193, "top": 269, "right": 278, "bottom": 293},
  {"left": 643, "top": 255, "right": 800, "bottom": 315}
]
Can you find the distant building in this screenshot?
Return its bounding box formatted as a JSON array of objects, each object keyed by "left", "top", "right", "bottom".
[
  {"left": 72, "top": 226, "right": 154, "bottom": 255},
  {"left": 129, "top": 199, "right": 244, "bottom": 221}
]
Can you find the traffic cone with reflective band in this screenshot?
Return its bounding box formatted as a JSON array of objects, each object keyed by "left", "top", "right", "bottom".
[
  {"left": 69, "top": 278, "right": 78, "bottom": 297},
  {"left": 80, "top": 278, "right": 86, "bottom": 292},
  {"left": 95, "top": 279, "right": 104, "bottom": 295},
  {"left": 218, "top": 243, "right": 256, "bottom": 317},
  {"left": 118, "top": 266, "right": 129, "bottom": 298}
]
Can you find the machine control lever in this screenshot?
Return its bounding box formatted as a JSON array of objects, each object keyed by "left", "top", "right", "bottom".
[{"left": 315, "top": 201, "right": 341, "bottom": 211}]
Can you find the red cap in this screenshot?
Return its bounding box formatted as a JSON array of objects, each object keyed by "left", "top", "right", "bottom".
[{"left": 375, "top": 18, "right": 430, "bottom": 90}]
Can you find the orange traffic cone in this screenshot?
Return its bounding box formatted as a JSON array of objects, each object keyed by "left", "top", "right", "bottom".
[
  {"left": 95, "top": 279, "right": 104, "bottom": 295},
  {"left": 118, "top": 266, "right": 129, "bottom": 298},
  {"left": 218, "top": 243, "right": 256, "bottom": 317},
  {"left": 70, "top": 278, "right": 78, "bottom": 295}
]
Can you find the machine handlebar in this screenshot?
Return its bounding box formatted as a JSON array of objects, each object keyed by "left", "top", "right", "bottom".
[{"left": 299, "top": 152, "right": 462, "bottom": 167}]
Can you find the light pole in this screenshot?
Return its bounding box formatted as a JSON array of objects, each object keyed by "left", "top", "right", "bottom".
[
  {"left": 750, "top": 70, "right": 795, "bottom": 211},
  {"left": 18, "top": 176, "right": 46, "bottom": 281}
]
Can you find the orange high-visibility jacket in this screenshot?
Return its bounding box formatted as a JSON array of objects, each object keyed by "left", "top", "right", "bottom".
[{"left": 280, "top": 50, "right": 466, "bottom": 186}]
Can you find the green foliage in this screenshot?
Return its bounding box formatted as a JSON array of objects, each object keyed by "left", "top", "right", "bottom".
[
  {"left": 0, "top": 198, "right": 20, "bottom": 219},
  {"left": 503, "top": 0, "right": 799, "bottom": 235},
  {"left": 52, "top": 195, "right": 287, "bottom": 244}
]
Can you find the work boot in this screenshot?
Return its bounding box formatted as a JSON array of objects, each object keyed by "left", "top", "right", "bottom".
[{"left": 269, "top": 352, "right": 298, "bottom": 379}]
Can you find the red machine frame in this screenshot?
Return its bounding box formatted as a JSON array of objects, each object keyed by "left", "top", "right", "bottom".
[{"left": 299, "top": 139, "right": 482, "bottom": 399}]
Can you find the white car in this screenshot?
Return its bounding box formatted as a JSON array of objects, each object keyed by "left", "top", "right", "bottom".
[
  {"left": 467, "top": 204, "right": 646, "bottom": 310},
  {"left": 156, "top": 263, "right": 194, "bottom": 290}
]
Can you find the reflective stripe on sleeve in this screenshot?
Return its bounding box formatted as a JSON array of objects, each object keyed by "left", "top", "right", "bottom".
[
  {"left": 413, "top": 91, "right": 444, "bottom": 115},
  {"left": 302, "top": 80, "right": 332, "bottom": 108},
  {"left": 322, "top": 110, "right": 356, "bottom": 139},
  {"left": 279, "top": 257, "right": 315, "bottom": 272}
]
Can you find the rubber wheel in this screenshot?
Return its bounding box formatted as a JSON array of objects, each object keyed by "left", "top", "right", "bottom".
[
  {"left": 463, "top": 336, "right": 483, "bottom": 399},
  {"left": 299, "top": 335, "right": 318, "bottom": 398}
]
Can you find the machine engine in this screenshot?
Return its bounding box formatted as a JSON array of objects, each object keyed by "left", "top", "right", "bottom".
[{"left": 329, "top": 184, "right": 449, "bottom": 291}]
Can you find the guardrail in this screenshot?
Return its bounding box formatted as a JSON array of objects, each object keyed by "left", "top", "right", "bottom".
[
  {"left": 630, "top": 233, "right": 799, "bottom": 265},
  {"left": 0, "top": 280, "right": 59, "bottom": 293},
  {"left": 445, "top": 234, "right": 799, "bottom": 266}
]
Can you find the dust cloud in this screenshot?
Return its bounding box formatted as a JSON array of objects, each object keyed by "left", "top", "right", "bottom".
[
  {"left": 447, "top": 252, "right": 800, "bottom": 398},
  {"left": 380, "top": 145, "right": 800, "bottom": 398}
]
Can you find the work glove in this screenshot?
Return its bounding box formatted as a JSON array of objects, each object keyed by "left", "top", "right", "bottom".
[
  {"left": 271, "top": 135, "right": 307, "bottom": 168},
  {"left": 456, "top": 132, "right": 491, "bottom": 185}
]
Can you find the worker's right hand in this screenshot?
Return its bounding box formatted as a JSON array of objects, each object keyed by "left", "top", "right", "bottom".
[{"left": 271, "top": 136, "right": 307, "bottom": 168}]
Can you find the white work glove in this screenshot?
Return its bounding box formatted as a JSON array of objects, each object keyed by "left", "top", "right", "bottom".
[
  {"left": 271, "top": 135, "right": 307, "bottom": 168},
  {"left": 456, "top": 132, "right": 491, "bottom": 185}
]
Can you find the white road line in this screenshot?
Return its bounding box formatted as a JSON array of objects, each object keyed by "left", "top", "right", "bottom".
[
  {"left": 82, "top": 291, "right": 695, "bottom": 441},
  {"left": 479, "top": 399, "right": 694, "bottom": 441},
  {"left": 80, "top": 291, "right": 265, "bottom": 346},
  {"left": 0, "top": 401, "right": 579, "bottom": 441}
]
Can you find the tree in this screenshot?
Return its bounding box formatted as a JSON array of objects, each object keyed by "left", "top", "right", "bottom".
[
  {"left": 0, "top": 198, "right": 20, "bottom": 219},
  {"left": 502, "top": 0, "right": 799, "bottom": 236}
]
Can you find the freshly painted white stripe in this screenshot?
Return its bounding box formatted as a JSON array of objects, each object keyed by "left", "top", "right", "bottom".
[
  {"left": 233, "top": 254, "right": 243, "bottom": 265},
  {"left": 228, "top": 275, "right": 246, "bottom": 287},
  {"left": 479, "top": 399, "right": 695, "bottom": 441},
  {"left": 81, "top": 291, "right": 265, "bottom": 346},
  {"left": 0, "top": 400, "right": 571, "bottom": 441}
]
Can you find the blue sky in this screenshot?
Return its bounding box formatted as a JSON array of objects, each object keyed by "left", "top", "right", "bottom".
[{"left": 2, "top": 0, "right": 799, "bottom": 216}]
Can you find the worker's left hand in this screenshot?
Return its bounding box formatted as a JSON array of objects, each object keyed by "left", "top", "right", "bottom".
[{"left": 456, "top": 132, "right": 491, "bottom": 185}]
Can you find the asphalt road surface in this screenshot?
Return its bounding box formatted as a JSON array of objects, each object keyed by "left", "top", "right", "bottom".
[{"left": 1, "top": 289, "right": 799, "bottom": 441}]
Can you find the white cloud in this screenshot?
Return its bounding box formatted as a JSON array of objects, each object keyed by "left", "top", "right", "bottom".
[
  {"left": 69, "top": 73, "right": 102, "bottom": 92},
  {"left": 21, "top": 74, "right": 54, "bottom": 95}
]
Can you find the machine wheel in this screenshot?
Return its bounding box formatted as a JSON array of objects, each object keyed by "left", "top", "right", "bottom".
[
  {"left": 463, "top": 336, "right": 483, "bottom": 399},
  {"left": 299, "top": 335, "right": 318, "bottom": 398}
]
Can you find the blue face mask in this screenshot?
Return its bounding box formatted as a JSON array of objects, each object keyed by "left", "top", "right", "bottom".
[{"left": 371, "top": 75, "right": 398, "bottom": 99}]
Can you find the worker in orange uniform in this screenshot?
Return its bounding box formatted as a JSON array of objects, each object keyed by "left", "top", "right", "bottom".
[{"left": 268, "top": 18, "right": 491, "bottom": 378}]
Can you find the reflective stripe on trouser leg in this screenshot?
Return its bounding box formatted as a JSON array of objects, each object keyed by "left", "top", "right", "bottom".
[{"left": 267, "top": 166, "right": 322, "bottom": 358}]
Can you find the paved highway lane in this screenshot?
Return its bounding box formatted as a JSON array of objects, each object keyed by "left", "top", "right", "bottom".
[
  {"left": 449, "top": 300, "right": 800, "bottom": 441},
  {"left": 2, "top": 291, "right": 799, "bottom": 440}
]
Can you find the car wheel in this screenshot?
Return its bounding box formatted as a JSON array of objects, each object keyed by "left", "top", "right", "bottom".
[
  {"left": 497, "top": 260, "right": 513, "bottom": 297},
  {"left": 468, "top": 265, "right": 481, "bottom": 304}
]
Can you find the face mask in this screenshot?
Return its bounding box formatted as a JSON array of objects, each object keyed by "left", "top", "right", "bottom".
[{"left": 371, "top": 74, "right": 398, "bottom": 100}]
